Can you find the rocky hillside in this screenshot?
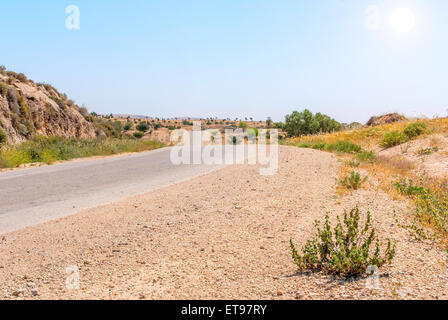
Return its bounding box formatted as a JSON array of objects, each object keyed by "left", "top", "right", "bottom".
[{"left": 0, "top": 68, "right": 99, "bottom": 145}]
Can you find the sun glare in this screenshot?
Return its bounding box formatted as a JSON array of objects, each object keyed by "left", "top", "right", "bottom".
[{"left": 389, "top": 7, "right": 416, "bottom": 33}]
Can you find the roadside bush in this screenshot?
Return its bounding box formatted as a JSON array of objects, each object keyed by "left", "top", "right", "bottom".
[
  {"left": 284, "top": 109, "right": 341, "bottom": 137},
  {"left": 404, "top": 122, "right": 427, "bottom": 139},
  {"left": 290, "top": 207, "right": 396, "bottom": 277},
  {"left": 341, "top": 171, "right": 366, "bottom": 190},
  {"left": 133, "top": 132, "right": 144, "bottom": 139},
  {"left": 380, "top": 131, "right": 407, "bottom": 148}
]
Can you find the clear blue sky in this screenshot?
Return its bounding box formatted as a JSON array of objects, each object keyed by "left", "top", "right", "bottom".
[{"left": 1, "top": 0, "right": 447, "bottom": 123}]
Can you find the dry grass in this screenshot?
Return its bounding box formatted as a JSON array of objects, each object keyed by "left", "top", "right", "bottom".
[
  {"left": 287, "top": 117, "right": 448, "bottom": 151},
  {"left": 286, "top": 117, "right": 448, "bottom": 248}
]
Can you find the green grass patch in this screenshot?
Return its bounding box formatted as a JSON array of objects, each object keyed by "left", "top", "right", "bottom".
[
  {"left": 298, "top": 141, "right": 362, "bottom": 154},
  {"left": 0, "top": 136, "right": 164, "bottom": 168}
]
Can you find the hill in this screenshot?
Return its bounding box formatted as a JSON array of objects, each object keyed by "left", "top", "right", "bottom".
[{"left": 0, "top": 67, "right": 99, "bottom": 145}]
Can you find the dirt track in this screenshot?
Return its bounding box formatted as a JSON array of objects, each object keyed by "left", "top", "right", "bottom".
[{"left": 1, "top": 146, "right": 447, "bottom": 300}]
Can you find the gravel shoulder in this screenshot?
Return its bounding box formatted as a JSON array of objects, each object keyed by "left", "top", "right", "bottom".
[{"left": 1, "top": 146, "right": 447, "bottom": 300}]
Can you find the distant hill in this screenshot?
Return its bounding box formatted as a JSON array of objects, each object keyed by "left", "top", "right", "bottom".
[{"left": 0, "top": 68, "right": 101, "bottom": 144}]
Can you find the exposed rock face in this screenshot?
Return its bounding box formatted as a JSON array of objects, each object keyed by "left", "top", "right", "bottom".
[
  {"left": 0, "top": 73, "right": 98, "bottom": 144},
  {"left": 366, "top": 113, "right": 406, "bottom": 127}
]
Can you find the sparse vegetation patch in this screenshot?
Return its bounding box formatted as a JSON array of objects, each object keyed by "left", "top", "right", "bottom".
[{"left": 290, "top": 207, "right": 396, "bottom": 277}]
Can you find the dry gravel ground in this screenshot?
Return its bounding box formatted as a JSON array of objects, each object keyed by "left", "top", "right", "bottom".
[{"left": 1, "top": 146, "right": 448, "bottom": 300}]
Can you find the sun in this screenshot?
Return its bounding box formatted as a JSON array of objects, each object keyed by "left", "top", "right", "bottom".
[{"left": 389, "top": 7, "right": 416, "bottom": 33}]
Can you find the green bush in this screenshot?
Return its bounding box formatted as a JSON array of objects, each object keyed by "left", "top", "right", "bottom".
[
  {"left": 133, "top": 132, "right": 144, "bottom": 139},
  {"left": 0, "top": 82, "right": 7, "bottom": 97},
  {"left": 290, "top": 207, "right": 396, "bottom": 277},
  {"left": 341, "top": 171, "right": 366, "bottom": 190},
  {"left": 394, "top": 179, "right": 425, "bottom": 196},
  {"left": 284, "top": 109, "right": 341, "bottom": 137},
  {"left": 404, "top": 122, "right": 427, "bottom": 139},
  {"left": 380, "top": 131, "right": 407, "bottom": 148},
  {"left": 0, "top": 128, "right": 7, "bottom": 146},
  {"left": 124, "top": 122, "right": 133, "bottom": 131},
  {"left": 136, "top": 123, "right": 150, "bottom": 132}
]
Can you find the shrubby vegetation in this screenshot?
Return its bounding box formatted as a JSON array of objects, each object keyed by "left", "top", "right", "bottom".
[
  {"left": 340, "top": 171, "right": 367, "bottom": 190},
  {"left": 284, "top": 109, "right": 341, "bottom": 137},
  {"left": 394, "top": 178, "right": 448, "bottom": 242},
  {"left": 0, "top": 136, "right": 164, "bottom": 168},
  {"left": 0, "top": 82, "right": 7, "bottom": 96},
  {"left": 0, "top": 128, "right": 7, "bottom": 146},
  {"left": 297, "top": 141, "right": 362, "bottom": 154},
  {"left": 136, "top": 123, "right": 150, "bottom": 132},
  {"left": 380, "top": 122, "right": 428, "bottom": 148},
  {"left": 290, "top": 207, "right": 396, "bottom": 277}
]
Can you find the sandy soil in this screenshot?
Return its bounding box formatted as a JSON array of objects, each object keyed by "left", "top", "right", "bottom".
[
  {"left": 380, "top": 134, "right": 448, "bottom": 178},
  {"left": 1, "top": 146, "right": 447, "bottom": 300}
]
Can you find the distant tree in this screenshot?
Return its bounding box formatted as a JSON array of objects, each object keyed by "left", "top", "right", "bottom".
[
  {"left": 284, "top": 109, "right": 341, "bottom": 137},
  {"left": 238, "top": 121, "right": 249, "bottom": 130},
  {"left": 266, "top": 117, "right": 273, "bottom": 128},
  {"left": 124, "top": 122, "right": 133, "bottom": 131}
]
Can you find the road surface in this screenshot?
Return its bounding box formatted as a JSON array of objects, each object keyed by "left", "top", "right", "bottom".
[{"left": 0, "top": 147, "right": 226, "bottom": 234}]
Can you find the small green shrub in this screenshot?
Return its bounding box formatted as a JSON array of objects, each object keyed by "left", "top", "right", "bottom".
[
  {"left": 124, "top": 122, "right": 133, "bottom": 131},
  {"left": 133, "top": 132, "right": 144, "bottom": 139},
  {"left": 341, "top": 171, "right": 367, "bottom": 190},
  {"left": 136, "top": 123, "right": 150, "bottom": 132},
  {"left": 394, "top": 179, "right": 425, "bottom": 196},
  {"left": 0, "top": 82, "right": 8, "bottom": 97},
  {"left": 290, "top": 207, "right": 396, "bottom": 277},
  {"left": 404, "top": 122, "right": 427, "bottom": 139},
  {"left": 380, "top": 131, "right": 407, "bottom": 148},
  {"left": 346, "top": 160, "right": 360, "bottom": 168},
  {"left": 416, "top": 147, "right": 438, "bottom": 156},
  {"left": 0, "top": 128, "right": 7, "bottom": 146}
]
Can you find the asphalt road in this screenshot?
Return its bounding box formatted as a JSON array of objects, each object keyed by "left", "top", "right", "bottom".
[{"left": 0, "top": 147, "right": 226, "bottom": 234}]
